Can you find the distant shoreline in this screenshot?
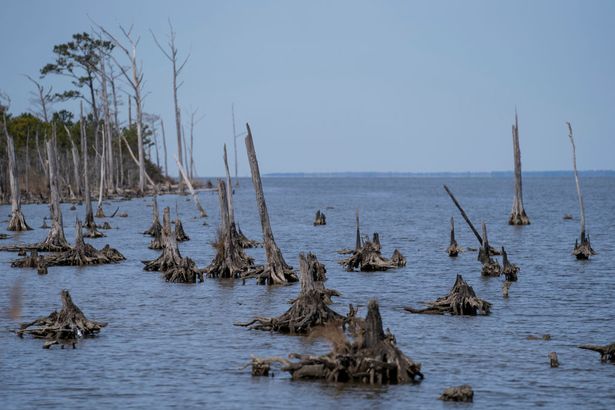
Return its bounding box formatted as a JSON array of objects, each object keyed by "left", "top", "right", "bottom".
[{"left": 260, "top": 170, "right": 615, "bottom": 178}]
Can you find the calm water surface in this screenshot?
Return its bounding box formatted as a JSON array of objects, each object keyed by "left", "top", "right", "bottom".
[{"left": 1, "top": 176, "right": 614, "bottom": 409}]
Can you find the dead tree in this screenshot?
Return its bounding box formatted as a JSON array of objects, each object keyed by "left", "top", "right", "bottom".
[
  {"left": 405, "top": 274, "right": 491, "bottom": 315},
  {"left": 567, "top": 122, "right": 595, "bottom": 259},
  {"left": 143, "top": 195, "right": 162, "bottom": 236},
  {"left": 578, "top": 342, "right": 615, "bottom": 363},
  {"left": 509, "top": 111, "right": 530, "bottom": 225},
  {"left": 143, "top": 206, "right": 202, "bottom": 283},
  {"left": 175, "top": 156, "right": 207, "bottom": 217},
  {"left": 314, "top": 210, "right": 326, "bottom": 226},
  {"left": 175, "top": 214, "right": 189, "bottom": 242},
  {"left": 243, "top": 124, "right": 297, "bottom": 285},
  {"left": 4, "top": 115, "right": 31, "bottom": 231},
  {"left": 501, "top": 247, "right": 519, "bottom": 281},
  {"left": 252, "top": 299, "right": 423, "bottom": 384},
  {"left": 80, "top": 107, "right": 104, "bottom": 238},
  {"left": 447, "top": 217, "right": 459, "bottom": 257},
  {"left": 478, "top": 223, "right": 501, "bottom": 277},
  {"left": 16, "top": 290, "right": 106, "bottom": 349},
  {"left": 205, "top": 180, "right": 257, "bottom": 279},
  {"left": 236, "top": 253, "right": 343, "bottom": 334}
]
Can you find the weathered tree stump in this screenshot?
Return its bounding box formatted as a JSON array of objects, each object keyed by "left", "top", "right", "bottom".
[
  {"left": 439, "top": 385, "right": 474, "bottom": 402},
  {"left": 236, "top": 253, "right": 343, "bottom": 334},
  {"left": 578, "top": 342, "right": 615, "bottom": 363},
  {"left": 95, "top": 205, "right": 106, "bottom": 218},
  {"left": 143, "top": 196, "right": 162, "bottom": 237},
  {"left": 101, "top": 221, "right": 112, "bottom": 230},
  {"left": 549, "top": 352, "right": 559, "bottom": 368},
  {"left": 509, "top": 111, "right": 530, "bottom": 225},
  {"left": 175, "top": 216, "right": 190, "bottom": 241},
  {"left": 405, "top": 274, "right": 491, "bottom": 315},
  {"left": 501, "top": 247, "right": 519, "bottom": 281},
  {"left": 3, "top": 115, "right": 31, "bottom": 231},
  {"left": 16, "top": 289, "right": 106, "bottom": 349},
  {"left": 243, "top": 124, "right": 297, "bottom": 285},
  {"left": 252, "top": 299, "right": 423, "bottom": 384},
  {"left": 314, "top": 210, "right": 326, "bottom": 226},
  {"left": 447, "top": 217, "right": 459, "bottom": 257},
  {"left": 502, "top": 280, "right": 511, "bottom": 298},
  {"left": 478, "top": 223, "right": 501, "bottom": 277}
]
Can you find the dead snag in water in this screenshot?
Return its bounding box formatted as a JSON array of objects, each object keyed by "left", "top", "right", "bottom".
[
  {"left": 405, "top": 274, "right": 491, "bottom": 315},
  {"left": 501, "top": 247, "right": 519, "bottom": 281},
  {"left": 206, "top": 180, "right": 257, "bottom": 279},
  {"left": 100, "top": 221, "right": 112, "bottom": 230},
  {"left": 502, "top": 280, "right": 511, "bottom": 297},
  {"left": 243, "top": 124, "right": 297, "bottom": 285},
  {"left": 95, "top": 205, "right": 106, "bottom": 218},
  {"left": 314, "top": 210, "right": 326, "bottom": 226},
  {"left": 578, "top": 343, "right": 615, "bottom": 363},
  {"left": 143, "top": 207, "right": 202, "bottom": 283},
  {"left": 253, "top": 299, "right": 423, "bottom": 384},
  {"left": 567, "top": 122, "right": 595, "bottom": 259},
  {"left": 143, "top": 195, "right": 162, "bottom": 236},
  {"left": 236, "top": 253, "right": 343, "bottom": 334},
  {"left": 478, "top": 223, "right": 501, "bottom": 277},
  {"left": 439, "top": 385, "right": 474, "bottom": 402},
  {"left": 549, "top": 352, "right": 560, "bottom": 368},
  {"left": 509, "top": 110, "right": 530, "bottom": 225},
  {"left": 175, "top": 216, "right": 190, "bottom": 242},
  {"left": 447, "top": 217, "right": 459, "bottom": 256},
  {"left": 16, "top": 289, "right": 106, "bottom": 349},
  {"left": 4, "top": 116, "right": 31, "bottom": 231}
]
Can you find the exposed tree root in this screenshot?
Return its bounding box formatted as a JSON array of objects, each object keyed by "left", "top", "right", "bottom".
[{"left": 8, "top": 210, "right": 32, "bottom": 231}]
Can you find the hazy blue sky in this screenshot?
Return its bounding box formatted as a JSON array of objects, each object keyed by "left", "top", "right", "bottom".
[{"left": 1, "top": 0, "right": 614, "bottom": 175}]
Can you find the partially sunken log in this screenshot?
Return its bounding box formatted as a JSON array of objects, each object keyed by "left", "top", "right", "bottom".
[
  {"left": 447, "top": 217, "right": 459, "bottom": 257},
  {"left": 143, "top": 196, "right": 162, "bottom": 236},
  {"left": 206, "top": 180, "right": 257, "bottom": 279},
  {"left": 578, "top": 342, "right": 615, "bottom": 363},
  {"left": 4, "top": 116, "right": 31, "bottom": 231},
  {"left": 314, "top": 210, "right": 326, "bottom": 226},
  {"left": 567, "top": 122, "right": 595, "bottom": 260},
  {"left": 143, "top": 207, "right": 202, "bottom": 283},
  {"left": 244, "top": 124, "right": 297, "bottom": 285},
  {"left": 509, "top": 110, "right": 530, "bottom": 225},
  {"left": 253, "top": 300, "right": 423, "bottom": 384},
  {"left": 478, "top": 223, "right": 501, "bottom": 277},
  {"left": 405, "top": 274, "right": 491, "bottom": 315},
  {"left": 236, "top": 253, "right": 343, "bottom": 334},
  {"left": 501, "top": 247, "right": 519, "bottom": 281},
  {"left": 439, "top": 385, "right": 474, "bottom": 402},
  {"left": 16, "top": 289, "right": 106, "bottom": 349}
]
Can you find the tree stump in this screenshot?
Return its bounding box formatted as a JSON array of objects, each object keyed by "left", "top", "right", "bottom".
[
  {"left": 405, "top": 274, "right": 491, "bottom": 315},
  {"left": 143, "top": 196, "right": 162, "bottom": 237},
  {"left": 4, "top": 115, "right": 31, "bottom": 231},
  {"left": 578, "top": 343, "right": 615, "bottom": 363},
  {"left": 95, "top": 205, "right": 106, "bottom": 218},
  {"left": 447, "top": 217, "right": 459, "bottom": 257},
  {"left": 439, "top": 385, "right": 474, "bottom": 402},
  {"left": 236, "top": 253, "right": 343, "bottom": 334},
  {"left": 501, "top": 247, "right": 519, "bottom": 281},
  {"left": 16, "top": 289, "right": 106, "bottom": 349},
  {"left": 549, "top": 352, "right": 559, "bottom": 368},
  {"left": 313, "top": 210, "right": 326, "bottom": 226},
  {"left": 509, "top": 111, "right": 530, "bottom": 225},
  {"left": 478, "top": 223, "right": 501, "bottom": 277},
  {"left": 175, "top": 216, "right": 190, "bottom": 241}
]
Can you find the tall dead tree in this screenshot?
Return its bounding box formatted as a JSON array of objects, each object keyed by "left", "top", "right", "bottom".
[
  {"left": 151, "top": 20, "right": 189, "bottom": 192},
  {"left": 567, "top": 122, "right": 595, "bottom": 259},
  {"left": 4, "top": 115, "right": 31, "bottom": 231},
  {"left": 160, "top": 118, "right": 168, "bottom": 178},
  {"left": 244, "top": 123, "right": 297, "bottom": 285},
  {"left": 509, "top": 110, "right": 530, "bottom": 225},
  {"left": 80, "top": 107, "right": 103, "bottom": 237}
]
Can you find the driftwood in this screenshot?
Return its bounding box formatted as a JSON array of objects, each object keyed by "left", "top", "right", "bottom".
[
  {"left": 405, "top": 274, "right": 490, "bottom": 315},
  {"left": 243, "top": 124, "right": 297, "bottom": 285},
  {"left": 252, "top": 300, "right": 423, "bottom": 384},
  {"left": 567, "top": 122, "right": 595, "bottom": 259},
  {"left": 447, "top": 217, "right": 459, "bottom": 257},
  {"left": 501, "top": 247, "right": 519, "bottom": 281},
  {"left": 314, "top": 210, "right": 326, "bottom": 226},
  {"left": 143, "top": 206, "right": 202, "bottom": 283},
  {"left": 143, "top": 196, "right": 162, "bottom": 236},
  {"left": 4, "top": 116, "right": 31, "bottom": 231},
  {"left": 478, "top": 223, "right": 501, "bottom": 277},
  {"left": 509, "top": 111, "right": 530, "bottom": 225},
  {"left": 439, "top": 385, "right": 474, "bottom": 402},
  {"left": 206, "top": 180, "right": 258, "bottom": 279},
  {"left": 16, "top": 290, "right": 106, "bottom": 349},
  {"left": 578, "top": 343, "right": 615, "bottom": 363},
  {"left": 236, "top": 253, "right": 343, "bottom": 334}
]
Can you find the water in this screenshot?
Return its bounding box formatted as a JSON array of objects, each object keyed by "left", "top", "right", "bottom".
[{"left": 1, "top": 176, "right": 614, "bottom": 409}]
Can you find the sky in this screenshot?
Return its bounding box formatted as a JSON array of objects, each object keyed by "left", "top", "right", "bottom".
[{"left": 1, "top": 0, "right": 614, "bottom": 176}]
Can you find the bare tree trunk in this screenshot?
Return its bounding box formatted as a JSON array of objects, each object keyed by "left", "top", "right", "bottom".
[
  {"left": 4, "top": 115, "right": 31, "bottom": 230},
  {"left": 567, "top": 122, "right": 594, "bottom": 259},
  {"left": 175, "top": 155, "right": 206, "bottom": 217},
  {"left": 25, "top": 129, "right": 30, "bottom": 194},
  {"left": 122, "top": 135, "right": 156, "bottom": 188},
  {"left": 81, "top": 107, "right": 95, "bottom": 230},
  {"left": 96, "top": 129, "right": 106, "bottom": 217},
  {"left": 42, "top": 127, "right": 69, "bottom": 250},
  {"left": 181, "top": 123, "right": 189, "bottom": 181},
  {"left": 99, "top": 58, "right": 115, "bottom": 194},
  {"left": 232, "top": 103, "right": 239, "bottom": 187},
  {"left": 509, "top": 110, "right": 530, "bottom": 225},
  {"left": 110, "top": 70, "right": 122, "bottom": 188},
  {"left": 447, "top": 217, "right": 459, "bottom": 257},
  {"left": 244, "top": 123, "right": 296, "bottom": 285},
  {"left": 160, "top": 118, "right": 168, "bottom": 179}
]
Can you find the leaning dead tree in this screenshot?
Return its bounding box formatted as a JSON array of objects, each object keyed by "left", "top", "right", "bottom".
[
  {"left": 447, "top": 217, "right": 459, "bottom": 257},
  {"left": 236, "top": 253, "right": 343, "bottom": 334},
  {"left": 16, "top": 290, "right": 106, "bottom": 349},
  {"left": 405, "top": 274, "right": 491, "bottom": 315},
  {"left": 478, "top": 223, "right": 501, "bottom": 277},
  {"left": 206, "top": 180, "right": 257, "bottom": 279},
  {"left": 567, "top": 122, "right": 595, "bottom": 260},
  {"left": 578, "top": 342, "right": 615, "bottom": 363},
  {"left": 251, "top": 300, "right": 423, "bottom": 384},
  {"left": 175, "top": 155, "right": 207, "bottom": 217},
  {"left": 339, "top": 211, "right": 406, "bottom": 272},
  {"left": 4, "top": 115, "right": 31, "bottom": 231},
  {"left": 143, "top": 206, "right": 202, "bottom": 283},
  {"left": 314, "top": 210, "right": 326, "bottom": 226},
  {"left": 509, "top": 110, "right": 530, "bottom": 225},
  {"left": 243, "top": 124, "right": 297, "bottom": 285}
]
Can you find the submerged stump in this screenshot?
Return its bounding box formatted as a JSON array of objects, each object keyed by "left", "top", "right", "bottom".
[
  {"left": 501, "top": 247, "right": 519, "bottom": 281},
  {"left": 314, "top": 210, "right": 326, "bottom": 226},
  {"left": 439, "top": 385, "right": 474, "bottom": 402},
  {"left": 478, "top": 223, "right": 501, "bottom": 277},
  {"left": 447, "top": 217, "right": 459, "bottom": 257}
]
